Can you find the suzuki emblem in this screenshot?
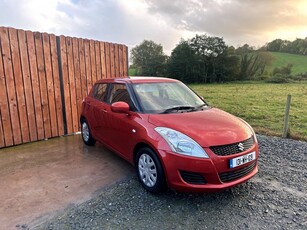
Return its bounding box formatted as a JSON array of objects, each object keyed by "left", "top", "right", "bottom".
[{"left": 238, "top": 143, "right": 244, "bottom": 152}]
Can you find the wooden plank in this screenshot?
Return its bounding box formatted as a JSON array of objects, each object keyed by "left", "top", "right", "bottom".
[
  {"left": 72, "top": 37, "right": 82, "bottom": 131},
  {"left": 110, "top": 43, "right": 115, "bottom": 78},
  {"left": 84, "top": 39, "right": 92, "bottom": 94},
  {"left": 100, "top": 42, "right": 107, "bottom": 79},
  {"left": 0, "top": 27, "right": 22, "bottom": 145},
  {"left": 42, "top": 33, "right": 58, "bottom": 137},
  {"left": 59, "top": 36, "right": 73, "bottom": 134},
  {"left": 34, "top": 32, "right": 51, "bottom": 138},
  {"left": 50, "top": 34, "right": 64, "bottom": 136},
  {"left": 95, "top": 41, "right": 102, "bottom": 80},
  {"left": 17, "top": 29, "right": 37, "bottom": 142},
  {"left": 9, "top": 28, "right": 30, "bottom": 143},
  {"left": 123, "top": 46, "right": 128, "bottom": 77},
  {"left": 114, "top": 44, "right": 120, "bottom": 77},
  {"left": 66, "top": 37, "right": 78, "bottom": 133},
  {"left": 89, "top": 40, "right": 97, "bottom": 84},
  {"left": 0, "top": 109, "right": 4, "bottom": 147},
  {"left": 26, "top": 31, "right": 44, "bottom": 140},
  {"left": 119, "top": 45, "right": 124, "bottom": 77},
  {"left": 105, "top": 42, "right": 111, "bottom": 78},
  {"left": 0, "top": 28, "right": 13, "bottom": 147},
  {"left": 78, "top": 39, "right": 87, "bottom": 99}
]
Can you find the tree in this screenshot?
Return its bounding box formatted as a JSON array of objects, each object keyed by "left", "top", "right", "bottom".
[
  {"left": 266, "top": 39, "right": 284, "bottom": 52},
  {"left": 265, "top": 37, "right": 307, "bottom": 55},
  {"left": 235, "top": 45, "right": 275, "bottom": 80},
  {"left": 167, "top": 35, "right": 240, "bottom": 83},
  {"left": 167, "top": 40, "right": 202, "bottom": 83},
  {"left": 188, "top": 34, "right": 228, "bottom": 82},
  {"left": 130, "top": 40, "right": 167, "bottom": 76}
]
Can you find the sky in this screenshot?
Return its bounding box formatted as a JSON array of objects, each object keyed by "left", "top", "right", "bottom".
[{"left": 0, "top": 0, "right": 307, "bottom": 55}]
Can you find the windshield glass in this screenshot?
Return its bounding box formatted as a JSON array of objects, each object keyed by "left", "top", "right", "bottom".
[{"left": 132, "top": 82, "right": 207, "bottom": 114}]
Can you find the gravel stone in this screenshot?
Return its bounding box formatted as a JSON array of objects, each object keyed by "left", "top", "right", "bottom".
[{"left": 35, "top": 135, "right": 307, "bottom": 230}]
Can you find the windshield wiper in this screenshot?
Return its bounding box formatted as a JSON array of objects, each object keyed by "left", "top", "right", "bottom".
[
  {"left": 161, "top": 106, "right": 195, "bottom": 114},
  {"left": 193, "top": 103, "right": 208, "bottom": 111}
]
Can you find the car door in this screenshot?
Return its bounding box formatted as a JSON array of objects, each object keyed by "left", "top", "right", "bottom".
[
  {"left": 103, "top": 83, "right": 139, "bottom": 161},
  {"left": 89, "top": 83, "right": 109, "bottom": 143}
]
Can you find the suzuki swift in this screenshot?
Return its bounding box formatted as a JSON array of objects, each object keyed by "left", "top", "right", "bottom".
[{"left": 80, "top": 77, "right": 259, "bottom": 193}]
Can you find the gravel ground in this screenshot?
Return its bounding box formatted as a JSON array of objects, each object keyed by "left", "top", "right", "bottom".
[{"left": 35, "top": 135, "right": 306, "bottom": 230}]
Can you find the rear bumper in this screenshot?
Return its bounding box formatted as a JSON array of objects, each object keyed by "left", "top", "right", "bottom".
[{"left": 158, "top": 147, "right": 259, "bottom": 192}]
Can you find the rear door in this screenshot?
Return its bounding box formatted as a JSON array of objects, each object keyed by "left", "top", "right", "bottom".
[{"left": 89, "top": 83, "right": 109, "bottom": 142}]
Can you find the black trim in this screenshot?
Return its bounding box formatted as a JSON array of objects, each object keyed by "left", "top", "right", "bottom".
[{"left": 56, "top": 36, "right": 67, "bottom": 135}]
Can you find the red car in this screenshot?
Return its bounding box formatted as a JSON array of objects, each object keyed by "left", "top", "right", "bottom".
[{"left": 80, "top": 77, "right": 259, "bottom": 193}]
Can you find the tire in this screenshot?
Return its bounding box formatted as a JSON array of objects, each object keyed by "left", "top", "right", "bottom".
[
  {"left": 135, "top": 147, "right": 166, "bottom": 193},
  {"left": 81, "top": 119, "right": 96, "bottom": 146}
]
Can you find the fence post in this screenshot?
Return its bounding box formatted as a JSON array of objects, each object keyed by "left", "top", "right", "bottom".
[{"left": 282, "top": 94, "right": 291, "bottom": 138}]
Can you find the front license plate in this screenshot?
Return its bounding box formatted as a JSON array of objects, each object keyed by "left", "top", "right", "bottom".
[{"left": 229, "top": 151, "right": 256, "bottom": 168}]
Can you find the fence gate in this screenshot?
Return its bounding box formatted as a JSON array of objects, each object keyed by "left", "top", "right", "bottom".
[{"left": 0, "top": 26, "right": 128, "bottom": 148}]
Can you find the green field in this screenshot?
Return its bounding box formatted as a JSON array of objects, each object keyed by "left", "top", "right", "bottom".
[
  {"left": 129, "top": 68, "right": 136, "bottom": 76},
  {"left": 190, "top": 82, "right": 307, "bottom": 141},
  {"left": 266, "top": 52, "right": 307, "bottom": 75}
]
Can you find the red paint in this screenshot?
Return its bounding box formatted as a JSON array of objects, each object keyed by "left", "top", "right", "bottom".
[{"left": 81, "top": 77, "right": 259, "bottom": 192}]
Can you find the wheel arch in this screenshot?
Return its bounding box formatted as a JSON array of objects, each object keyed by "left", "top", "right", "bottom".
[
  {"left": 133, "top": 142, "right": 168, "bottom": 192},
  {"left": 80, "top": 115, "right": 86, "bottom": 123},
  {"left": 133, "top": 142, "right": 158, "bottom": 163},
  {"left": 133, "top": 142, "right": 168, "bottom": 179}
]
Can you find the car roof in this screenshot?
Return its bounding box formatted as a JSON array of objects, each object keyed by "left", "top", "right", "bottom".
[{"left": 94, "top": 76, "right": 180, "bottom": 84}]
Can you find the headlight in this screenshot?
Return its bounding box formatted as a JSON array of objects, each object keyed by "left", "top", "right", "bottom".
[{"left": 155, "top": 127, "right": 209, "bottom": 158}]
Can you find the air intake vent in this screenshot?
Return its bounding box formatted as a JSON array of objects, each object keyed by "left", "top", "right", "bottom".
[
  {"left": 180, "top": 171, "right": 207, "bottom": 184},
  {"left": 219, "top": 161, "right": 256, "bottom": 183}
]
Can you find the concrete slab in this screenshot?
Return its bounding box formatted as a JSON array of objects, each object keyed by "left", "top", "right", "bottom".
[{"left": 0, "top": 134, "right": 134, "bottom": 229}]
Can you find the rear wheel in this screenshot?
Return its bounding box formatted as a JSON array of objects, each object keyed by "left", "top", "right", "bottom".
[
  {"left": 135, "top": 147, "right": 166, "bottom": 193},
  {"left": 81, "top": 119, "right": 96, "bottom": 146}
]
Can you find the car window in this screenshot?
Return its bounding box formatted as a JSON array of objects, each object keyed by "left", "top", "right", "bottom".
[
  {"left": 93, "top": 83, "right": 107, "bottom": 102},
  {"left": 107, "top": 84, "right": 132, "bottom": 107},
  {"left": 132, "top": 82, "right": 205, "bottom": 113}
]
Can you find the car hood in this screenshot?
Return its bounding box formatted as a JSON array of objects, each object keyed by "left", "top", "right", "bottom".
[{"left": 148, "top": 108, "right": 253, "bottom": 147}]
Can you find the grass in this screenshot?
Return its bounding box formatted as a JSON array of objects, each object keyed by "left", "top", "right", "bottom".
[
  {"left": 129, "top": 68, "right": 137, "bottom": 76},
  {"left": 266, "top": 52, "right": 307, "bottom": 75},
  {"left": 190, "top": 82, "right": 307, "bottom": 141}
]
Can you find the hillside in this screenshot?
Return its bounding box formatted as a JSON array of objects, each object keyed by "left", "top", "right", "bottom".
[{"left": 265, "top": 52, "right": 307, "bottom": 75}]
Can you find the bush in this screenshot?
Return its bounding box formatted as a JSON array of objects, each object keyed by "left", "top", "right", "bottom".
[
  {"left": 266, "top": 74, "right": 290, "bottom": 83},
  {"left": 272, "top": 63, "right": 293, "bottom": 76}
]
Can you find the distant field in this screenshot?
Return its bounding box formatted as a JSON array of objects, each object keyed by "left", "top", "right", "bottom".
[
  {"left": 190, "top": 82, "right": 307, "bottom": 141},
  {"left": 129, "top": 68, "right": 136, "bottom": 76},
  {"left": 266, "top": 52, "right": 307, "bottom": 75}
]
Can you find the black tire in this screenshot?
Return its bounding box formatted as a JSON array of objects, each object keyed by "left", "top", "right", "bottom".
[
  {"left": 135, "top": 147, "right": 166, "bottom": 193},
  {"left": 81, "top": 119, "right": 96, "bottom": 146}
]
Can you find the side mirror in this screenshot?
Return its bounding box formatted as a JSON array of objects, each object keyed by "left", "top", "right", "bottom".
[{"left": 111, "top": 101, "right": 130, "bottom": 114}]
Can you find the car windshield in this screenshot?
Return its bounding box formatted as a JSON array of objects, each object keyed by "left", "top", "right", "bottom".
[{"left": 132, "top": 82, "right": 208, "bottom": 114}]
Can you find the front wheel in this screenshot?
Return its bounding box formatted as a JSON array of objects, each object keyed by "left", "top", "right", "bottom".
[
  {"left": 135, "top": 147, "right": 166, "bottom": 193},
  {"left": 81, "top": 119, "right": 96, "bottom": 146}
]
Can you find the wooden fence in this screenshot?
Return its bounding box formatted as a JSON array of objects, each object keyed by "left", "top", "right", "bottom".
[{"left": 0, "top": 26, "right": 128, "bottom": 148}]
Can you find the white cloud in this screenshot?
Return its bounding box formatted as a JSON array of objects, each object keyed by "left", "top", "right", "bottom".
[{"left": 0, "top": 0, "right": 307, "bottom": 56}]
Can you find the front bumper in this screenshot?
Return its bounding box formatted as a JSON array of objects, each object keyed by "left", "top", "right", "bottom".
[{"left": 158, "top": 145, "right": 259, "bottom": 192}]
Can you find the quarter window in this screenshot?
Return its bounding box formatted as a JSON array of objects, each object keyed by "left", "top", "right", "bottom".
[{"left": 93, "top": 83, "right": 107, "bottom": 102}]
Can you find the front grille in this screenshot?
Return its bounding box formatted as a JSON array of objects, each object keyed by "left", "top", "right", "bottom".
[
  {"left": 210, "top": 136, "right": 254, "bottom": 156},
  {"left": 219, "top": 161, "right": 256, "bottom": 183},
  {"left": 180, "top": 171, "right": 207, "bottom": 184}
]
